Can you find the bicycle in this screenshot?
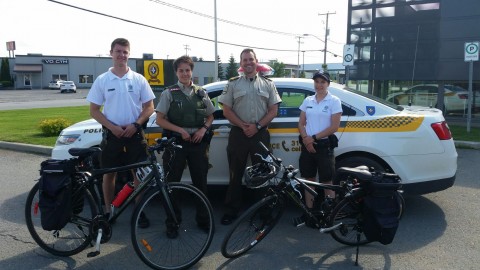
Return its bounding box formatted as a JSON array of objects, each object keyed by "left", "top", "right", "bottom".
[
  {"left": 221, "top": 141, "right": 404, "bottom": 259},
  {"left": 25, "top": 137, "right": 215, "bottom": 270}
]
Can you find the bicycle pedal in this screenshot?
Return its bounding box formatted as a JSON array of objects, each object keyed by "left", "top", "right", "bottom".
[{"left": 87, "top": 251, "right": 100, "bottom": 258}]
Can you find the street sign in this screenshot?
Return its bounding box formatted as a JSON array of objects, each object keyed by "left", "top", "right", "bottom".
[
  {"left": 464, "top": 42, "right": 479, "bottom": 62},
  {"left": 343, "top": 44, "right": 355, "bottom": 66}
]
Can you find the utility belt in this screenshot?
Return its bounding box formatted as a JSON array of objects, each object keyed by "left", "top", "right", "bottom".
[{"left": 162, "top": 128, "right": 213, "bottom": 144}]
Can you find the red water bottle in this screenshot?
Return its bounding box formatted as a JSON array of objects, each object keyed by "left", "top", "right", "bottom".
[{"left": 111, "top": 182, "right": 134, "bottom": 207}]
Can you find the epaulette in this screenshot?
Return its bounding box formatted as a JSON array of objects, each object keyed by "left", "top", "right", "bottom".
[
  {"left": 228, "top": 76, "right": 240, "bottom": 81},
  {"left": 260, "top": 75, "right": 272, "bottom": 81}
]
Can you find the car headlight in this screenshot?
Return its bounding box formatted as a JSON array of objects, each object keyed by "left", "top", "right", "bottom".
[{"left": 55, "top": 134, "right": 81, "bottom": 145}]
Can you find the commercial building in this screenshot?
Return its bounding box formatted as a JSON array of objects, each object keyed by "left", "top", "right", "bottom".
[{"left": 346, "top": 0, "right": 480, "bottom": 104}]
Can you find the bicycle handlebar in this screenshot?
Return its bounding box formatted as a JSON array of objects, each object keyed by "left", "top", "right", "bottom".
[{"left": 149, "top": 137, "right": 181, "bottom": 154}]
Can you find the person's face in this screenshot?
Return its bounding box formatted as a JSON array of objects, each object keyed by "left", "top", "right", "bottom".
[
  {"left": 176, "top": 62, "right": 192, "bottom": 85},
  {"left": 240, "top": 51, "right": 258, "bottom": 77},
  {"left": 110, "top": 44, "right": 130, "bottom": 67},
  {"left": 314, "top": 78, "right": 329, "bottom": 92}
]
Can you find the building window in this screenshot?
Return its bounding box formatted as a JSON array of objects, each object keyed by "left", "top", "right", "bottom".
[
  {"left": 52, "top": 74, "right": 67, "bottom": 81},
  {"left": 203, "top": 77, "right": 213, "bottom": 85},
  {"left": 79, "top": 75, "right": 93, "bottom": 83}
]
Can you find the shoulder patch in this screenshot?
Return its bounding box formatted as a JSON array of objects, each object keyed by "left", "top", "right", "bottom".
[{"left": 228, "top": 76, "right": 240, "bottom": 81}]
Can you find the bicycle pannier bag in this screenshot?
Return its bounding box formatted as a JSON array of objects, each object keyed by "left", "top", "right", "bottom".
[
  {"left": 362, "top": 174, "right": 402, "bottom": 245},
  {"left": 38, "top": 159, "right": 75, "bottom": 231}
]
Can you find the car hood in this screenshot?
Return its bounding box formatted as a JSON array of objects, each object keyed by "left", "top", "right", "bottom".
[{"left": 60, "top": 118, "right": 102, "bottom": 135}]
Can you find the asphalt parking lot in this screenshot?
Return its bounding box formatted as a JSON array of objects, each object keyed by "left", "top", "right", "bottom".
[{"left": 0, "top": 148, "right": 479, "bottom": 269}]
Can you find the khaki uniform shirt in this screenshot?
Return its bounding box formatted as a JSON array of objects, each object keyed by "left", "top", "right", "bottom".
[
  {"left": 218, "top": 74, "right": 282, "bottom": 126},
  {"left": 155, "top": 81, "right": 215, "bottom": 133}
]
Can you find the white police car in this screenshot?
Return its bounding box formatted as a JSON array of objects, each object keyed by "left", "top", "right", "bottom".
[{"left": 52, "top": 78, "right": 458, "bottom": 194}]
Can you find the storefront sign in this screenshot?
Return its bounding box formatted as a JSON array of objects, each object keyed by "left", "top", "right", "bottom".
[{"left": 42, "top": 59, "right": 69, "bottom": 64}]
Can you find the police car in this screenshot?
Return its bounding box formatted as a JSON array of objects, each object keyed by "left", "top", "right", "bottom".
[{"left": 52, "top": 78, "right": 458, "bottom": 194}]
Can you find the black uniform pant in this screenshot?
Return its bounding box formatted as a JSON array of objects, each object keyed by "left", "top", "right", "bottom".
[
  {"left": 224, "top": 126, "right": 270, "bottom": 216},
  {"left": 162, "top": 139, "right": 210, "bottom": 225}
]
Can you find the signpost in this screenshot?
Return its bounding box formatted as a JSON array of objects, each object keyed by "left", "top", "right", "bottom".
[
  {"left": 343, "top": 44, "right": 355, "bottom": 86},
  {"left": 464, "top": 42, "right": 479, "bottom": 132}
]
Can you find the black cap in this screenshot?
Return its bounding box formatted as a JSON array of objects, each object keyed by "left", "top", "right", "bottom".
[{"left": 312, "top": 71, "right": 331, "bottom": 82}]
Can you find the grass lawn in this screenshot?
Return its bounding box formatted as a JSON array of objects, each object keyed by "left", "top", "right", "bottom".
[
  {"left": 0, "top": 106, "right": 478, "bottom": 147},
  {"left": 0, "top": 106, "right": 91, "bottom": 147}
]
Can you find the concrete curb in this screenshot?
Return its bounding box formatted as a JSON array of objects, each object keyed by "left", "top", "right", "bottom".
[
  {"left": 0, "top": 141, "right": 52, "bottom": 156},
  {"left": 0, "top": 140, "right": 478, "bottom": 157}
]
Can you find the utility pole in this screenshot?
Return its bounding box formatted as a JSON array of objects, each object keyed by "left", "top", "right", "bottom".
[
  {"left": 296, "top": 36, "right": 303, "bottom": 78},
  {"left": 214, "top": 0, "right": 219, "bottom": 81},
  {"left": 319, "top": 11, "right": 336, "bottom": 67},
  {"left": 183, "top": 44, "right": 190, "bottom": 56}
]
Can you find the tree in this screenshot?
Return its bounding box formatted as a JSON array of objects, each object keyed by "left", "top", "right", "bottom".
[
  {"left": 217, "top": 55, "right": 225, "bottom": 80},
  {"left": 0, "top": 58, "right": 12, "bottom": 82},
  {"left": 225, "top": 54, "right": 238, "bottom": 80},
  {"left": 269, "top": 60, "right": 287, "bottom": 78}
]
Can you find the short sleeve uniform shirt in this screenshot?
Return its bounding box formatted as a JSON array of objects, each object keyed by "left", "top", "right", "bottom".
[
  {"left": 87, "top": 68, "right": 155, "bottom": 126},
  {"left": 299, "top": 92, "right": 342, "bottom": 138},
  {"left": 218, "top": 74, "right": 281, "bottom": 125}
]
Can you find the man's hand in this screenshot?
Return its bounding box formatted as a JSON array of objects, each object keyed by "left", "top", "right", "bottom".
[
  {"left": 242, "top": 123, "right": 258, "bottom": 138},
  {"left": 120, "top": 124, "right": 138, "bottom": 138}
]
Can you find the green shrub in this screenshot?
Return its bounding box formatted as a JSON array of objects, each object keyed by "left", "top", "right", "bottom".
[
  {"left": 39, "top": 118, "right": 72, "bottom": 136},
  {"left": 0, "top": 81, "right": 12, "bottom": 87}
]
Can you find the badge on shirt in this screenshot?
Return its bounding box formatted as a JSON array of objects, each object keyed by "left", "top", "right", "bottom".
[
  {"left": 322, "top": 105, "right": 329, "bottom": 112},
  {"left": 128, "top": 84, "right": 133, "bottom": 92}
]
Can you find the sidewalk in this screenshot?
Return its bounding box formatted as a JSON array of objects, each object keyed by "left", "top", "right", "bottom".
[{"left": 1, "top": 139, "right": 478, "bottom": 157}]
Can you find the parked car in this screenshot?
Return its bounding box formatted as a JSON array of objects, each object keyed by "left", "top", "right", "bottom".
[
  {"left": 48, "top": 80, "right": 63, "bottom": 89},
  {"left": 59, "top": 81, "right": 76, "bottom": 93},
  {"left": 386, "top": 84, "right": 480, "bottom": 114},
  {"left": 52, "top": 78, "right": 457, "bottom": 195}
]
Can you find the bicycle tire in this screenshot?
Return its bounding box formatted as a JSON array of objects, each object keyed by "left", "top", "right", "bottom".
[
  {"left": 221, "top": 194, "right": 285, "bottom": 258},
  {"left": 25, "top": 182, "right": 97, "bottom": 256},
  {"left": 131, "top": 183, "right": 215, "bottom": 270},
  {"left": 328, "top": 197, "right": 371, "bottom": 246}
]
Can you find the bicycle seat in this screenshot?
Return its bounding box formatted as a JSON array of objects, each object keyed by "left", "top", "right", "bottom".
[
  {"left": 69, "top": 147, "right": 101, "bottom": 158},
  {"left": 337, "top": 166, "right": 373, "bottom": 183}
]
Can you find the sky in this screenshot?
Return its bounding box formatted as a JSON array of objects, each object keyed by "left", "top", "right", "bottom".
[{"left": 1, "top": 0, "right": 349, "bottom": 65}]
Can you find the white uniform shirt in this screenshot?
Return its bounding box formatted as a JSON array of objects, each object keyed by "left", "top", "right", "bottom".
[
  {"left": 299, "top": 92, "right": 342, "bottom": 139},
  {"left": 87, "top": 68, "right": 155, "bottom": 126}
]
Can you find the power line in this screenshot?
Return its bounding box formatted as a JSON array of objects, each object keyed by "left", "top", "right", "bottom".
[
  {"left": 149, "top": 0, "right": 298, "bottom": 37},
  {"left": 47, "top": 0, "right": 341, "bottom": 57}
]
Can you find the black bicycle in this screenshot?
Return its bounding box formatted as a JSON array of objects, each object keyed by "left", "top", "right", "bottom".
[
  {"left": 221, "top": 141, "right": 404, "bottom": 259},
  {"left": 25, "top": 137, "right": 215, "bottom": 270}
]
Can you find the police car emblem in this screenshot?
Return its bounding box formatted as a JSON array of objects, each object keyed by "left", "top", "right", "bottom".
[{"left": 366, "top": 106, "right": 376, "bottom": 116}]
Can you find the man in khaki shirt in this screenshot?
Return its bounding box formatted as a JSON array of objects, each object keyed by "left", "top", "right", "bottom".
[{"left": 218, "top": 48, "right": 282, "bottom": 225}]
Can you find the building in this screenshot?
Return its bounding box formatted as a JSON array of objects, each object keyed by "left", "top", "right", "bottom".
[
  {"left": 347, "top": 0, "right": 480, "bottom": 103},
  {"left": 7, "top": 54, "right": 218, "bottom": 90}
]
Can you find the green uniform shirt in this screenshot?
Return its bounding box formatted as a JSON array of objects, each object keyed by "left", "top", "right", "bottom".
[{"left": 218, "top": 74, "right": 282, "bottom": 126}]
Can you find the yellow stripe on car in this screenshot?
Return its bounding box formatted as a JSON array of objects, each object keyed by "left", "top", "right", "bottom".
[{"left": 344, "top": 116, "right": 424, "bottom": 132}]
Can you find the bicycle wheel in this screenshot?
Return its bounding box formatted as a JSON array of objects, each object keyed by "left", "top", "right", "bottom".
[
  {"left": 131, "top": 183, "right": 214, "bottom": 270},
  {"left": 25, "top": 182, "right": 97, "bottom": 256},
  {"left": 328, "top": 197, "right": 370, "bottom": 246},
  {"left": 221, "top": 194, "right": 285, "bottom": 258}
]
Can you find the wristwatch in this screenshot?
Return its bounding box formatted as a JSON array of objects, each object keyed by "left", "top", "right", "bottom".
[
  {"left": 132, "top": 122, "right": 141, "bottom": 130},
  {"left": 312, "top": 134, "right": 317, "bottom": 141},
  {"left": 256, "top": 122, "right": 262, "bottom": 130}
]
